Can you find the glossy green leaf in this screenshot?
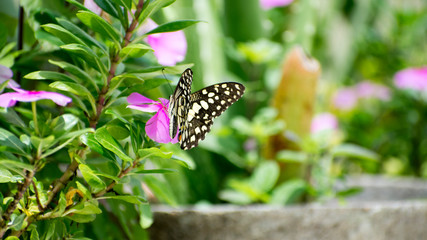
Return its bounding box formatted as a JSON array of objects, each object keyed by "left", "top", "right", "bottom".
[
  {"left": 94, "top": 0, "right": 119, "bottom": 18},
  {"left": 139, "top": 0, "right": 175, "bottom": 24},
  {"left": 119, "top": 78, "right": 170, "bottom": 97},
  {"left": 95, "top": 127, "right": 133, "bottom": 162},
  {"left": 10, "top": 213, "right": 26, "bottom": 231},
  {"left": 24, "top": 71, "right": 76, "bottom": 83},
  {"left": 76, "top": 10, "right": 121, "bottom": 43},
  {"left": 107, "top": 124, "right": 130, "bottom": 140},
  {"left": 48, "top": 60, "right": 98, "bottom": 90},
  {"left": 61, "top": 44, "right": 107, "bottom": 74},
  {"left": 76, "top": 181, "right": 92, "bottom": 199},
  {"left": 138, "top": 148, "right": 173, "bottom": 160},
  {"left": 56, "top": 18, "right": 107, "bottom": 52},
  {"left": 41, "top": 128, "right": 94, "bottom": 158},
  {"left": 139, "top": 203, "right": 153, "bottom": 229},
  {"left": 97, "top": 195, "right": 146, "bottom": 204},
  {"left": 66, "top": 200, "right": 102, "bottom": 215},
  {"left": 0, "top": 160, "right": 33, "bottom": 173},
  {"left": 79, "top": 164, "right": 107, "bottom": 191},
  {"left": 42, "top": 23, "right": 85, "bottom": 45},
  {"left": 66, "top": 213, "right": 97, "bottom": 223},
  {"left": 51, "top": 114, "right": 79, "bottom": 132},
  {"left": 146, "top": 20, "right": 200, "bottom": 35},
  {"left": 80, "top": 133, "right": 115, "bottom": 160},
  {"left": 0, "top": 108, "right": 26, "bottom": 128},
  {"left": 120, "top": 43, "right": 152, "bottom": 58},
  {"left": 111, "top": 0, "right": 132, "bottom": 12},
  {"left": 0, "top": 128, "right": 28, "bottom": 156},
  {"left": 0, "top": 168, "right": 19, "bottom": 183},
  {"left": 49, "top": 81, "right": 96, "bottom": 112},
  {"left": 30, "top": 228, "right": 40, "bottom": 240},
  {"left": 133, "top": 168, "right": 177, "bottom": 174}
]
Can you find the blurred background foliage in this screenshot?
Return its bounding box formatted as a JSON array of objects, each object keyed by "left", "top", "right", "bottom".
[{"left": 1, "top": 0, "right": 426, "bottom": 209}]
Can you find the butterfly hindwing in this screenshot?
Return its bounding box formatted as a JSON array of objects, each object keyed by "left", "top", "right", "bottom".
[{"left": 180, "top": 82, "right": 245, "bottom": 150}]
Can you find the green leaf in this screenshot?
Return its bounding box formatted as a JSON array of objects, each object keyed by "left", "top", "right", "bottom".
[
  {"left": 120, "top": 43, "right": 152, "bottom": 58},
  {"left": 0, "top": 128, "right": 28, "bottom": 156},
  {"left": 170, "top": 154, "right": 195, "bottom": 169},
  {"left": 79, "top": 164, "right": 107, "bottom": 191},
  {"left": 95, "top": 127, "right": 133, "bottom": 162},
  {"left": 139, "top": 0, "right": 176, "bottom": 24},
  {"left": 119, "top": 78, "right": 170, "bottom": 97},
  {"left": 270, "top": 179, "right": 307, "bottom": 205},
  {"left": 111, "top": 0, "right": 132, "bottom": 12},
  {"left": 76, "top": 10, "right": 121, "bottom": 44},
  {"left": 66, "top": 200, "right": 102, "bottom": 215},
  {"left": 0, "top": 168, "right": 20, "bottom": 183},
  {"left": 10, "top": 213, "right": 26, "bottom": 231},
  {"left": 48, "top": 60, "right": 98, "bottom": 90},
  {"left": 41, "top": 128, "right": 94, "bottom": 158},
  {"left": 76, "top": 181, "right": 92, "bottom": 199},
  {"left": 133, "top": 168, "right": 177, "bottom": 174},
  {"left": 66, "top": 213, "right": 96, "bottom": 223},
  {"left": 107, "top": 124, "right": 130, "bottom": 140},
  {"left": 0, "top": 160, "right": 33, "bottom": 173},
  {"left": 61, "top": 44, "right": 107, "bottom": 74},
  {"left": 276, "top": 150, "right": 309, "bottom": 163},
  {"left": 0, "top": 108, "right": 26, "bottom": 128},
  {"left": 30, "top": 228, "right": 40, "bottom": 240},
  {"left": 94, "top": 0, "right": 119, "bottom": 19},
  {"left": 250, "top": 161, "right": 279, "bottom": 192},
  {"left": 24, "top": 71, "right": 76, "bottom": 83},
  {"left": 42, "top": 23, "right": 85, "bottom": 45},
  {"left": 332, "top": 144, "right": 379, "bottom": 162},
  {"left": 30, "top": 135, "right": 55, "bottom": 153},
  {"left": 138, "top": 148, "right": 173, "bottom": 160},
  {"left": 5, "top": 237, "right": 20, "bottom": 240},
  {"left": 49, "top": 81, "right": 96, "bottom": 113},
  {"left": 219, "top": 189, "right": 252, "bottom": 204},
  {"left": 57, "top": 18, "right": 107, "bottom": 52},
  {"left": 97, "top": 195, "right": 146, "bottom": 204},
  {"left": 139, "top": 203, "right": 153, "bottom": 229},
  {"left": 80, "top": 133, "right": 116, "bottom": 160},
  {"left": 143, "top": 175, "right": 178, "bottom": 206},
  {"left": 146, "top": 20, "right": 200, "bottom": 35},
  {"left": 51, "top": 114, "right": 79, "bottom": 133}
]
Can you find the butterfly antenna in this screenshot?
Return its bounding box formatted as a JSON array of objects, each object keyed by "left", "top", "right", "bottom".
[{"left": 162, "top": 68, "right": 174, "bottom": 95}]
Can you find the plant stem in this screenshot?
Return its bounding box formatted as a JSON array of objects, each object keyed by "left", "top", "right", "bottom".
[
  {"left": 89, "top": 0, "right": 145, "bottom": 129},
  {"left": 32, "top": 101, "right": 39, "bottom": 135},
  {"left": 0, "top": 168, "right": 37, "bottom": 238}
]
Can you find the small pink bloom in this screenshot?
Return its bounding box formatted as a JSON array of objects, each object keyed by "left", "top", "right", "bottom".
[
  {"left": 333, "top": 87, "right": 358, "bottom": 111},
  {"left": 84, "top": 0, "right": 102, "bottom": 15},
  {"left": 260, "top": 0, "right": 294, "bottom": 9},
  {"left": 394, "top": 67, "right": 427, "bottom": 92},
  {"left": 0, "top": 64, "right": 20, "bottom": 90},
  {"left": 127, "top": 93, "right": 178, "bottom": 144},
  {"left": 0, "top": 87, "right": 72, "bottom": 108},
  {"left": 311, "top": 113, "right": 338, "bottom": 134},
  {"left": 140, "top": 19, "right": 187, "bottom": 66},
  {"left": 356, "top": 81, "right": 391, "bottom": 101}
]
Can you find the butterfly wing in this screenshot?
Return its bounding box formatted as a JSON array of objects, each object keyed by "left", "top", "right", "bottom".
[
  {"left": 168, "top": 68, "right": 193, "bottom": 140},
  {"left": 179, "top": 82, "right": 245, "bottom": 150}
]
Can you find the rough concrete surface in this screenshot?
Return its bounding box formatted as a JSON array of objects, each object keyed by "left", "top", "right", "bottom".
[{"left": 149, "top": 176, "right": 427, "bottom": 240}]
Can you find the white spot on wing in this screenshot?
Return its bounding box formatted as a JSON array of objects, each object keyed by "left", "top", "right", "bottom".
[
  {"left": 200, "top": 100, "right": 209, "bottom": 110},
  {"left": 208, "top": 98, "right": 214, "bottom": 104},
  {"left": 208, "top": 92, "right": 215, "bottom": 97},
  {"left": 193, "top": 103, "right": 202, "bottom": 113}
]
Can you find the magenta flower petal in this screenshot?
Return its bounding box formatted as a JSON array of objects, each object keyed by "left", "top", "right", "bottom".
[
  {"left": 394, "top": 67, "right": 427, "bottom": 92},
  {"left": 145, "top": 110, "right": 171, "bottom": 143},
  {"left": 0, "top": 90, "right": 72, "bottom": 107},
  {"left": 311, "top": 113, "right": 338, "bottom": 134},
  {"left": 127, "top": 92, "right": 158, "bottom": 105},
  {"left": 0, "top": 64, "right": 20, "bottom": 90},
  {"left": 333, "top": 87, "right": 358, "bottom": 111},
  {"left": 147, "top": 31, "right": 187, "bottom": 66},
  {"left": 260, "top": 0, "right": 294, "bottom": 9},
  {"left": 127, "top": 93, "right": 178, "bottom": 144}
]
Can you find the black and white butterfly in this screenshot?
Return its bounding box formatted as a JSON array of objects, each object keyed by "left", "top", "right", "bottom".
[{"left": 168, "top": 68, "right": 245, "bottom": 150}]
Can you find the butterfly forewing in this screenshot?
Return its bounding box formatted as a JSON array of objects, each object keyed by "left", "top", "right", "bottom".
[
  {"left": 180, "top": 82, "right": 245, "bottom": 150},
  {"left": 168, "top": 68, "right": 193, "bottom": 140}
]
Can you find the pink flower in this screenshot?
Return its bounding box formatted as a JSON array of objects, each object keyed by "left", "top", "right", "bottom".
[
  {"left": 127, "top": 93, "right": 178, "bottom": 144},
  {"left": 311, "top": 113, "right": 338, "bottom": 134},
  {"left": 394, "top": 67, "right": 427, "bottom": 92},
  {"left": 0, "top": 64, "right": 20, "bottom": 90},
  {"left": 0, "top": 86, "right": 72, "bottom": 108},
  {"left": 140, "top": 19, "right": 187, "bottom": 66},
  {"left": 260, "top": 0, "right": 294, "bottom": 9},
  {"left": 356, "top": 81, "right": 391, "bottom": 101},
  {"left": 333, "top": 87, "right": 358, "bottom": 111},
  {"left": 84, "top": 0, "right": 102, "bottom": 15}
]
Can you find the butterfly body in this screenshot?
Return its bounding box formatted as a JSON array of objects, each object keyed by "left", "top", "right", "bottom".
[{"left": 169, "top": 68, "right": 245, "bottom": 150}]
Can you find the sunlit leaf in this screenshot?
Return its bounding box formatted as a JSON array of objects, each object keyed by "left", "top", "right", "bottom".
[{"left": 145, "top": 20, "right": 200, "bottom": 35}]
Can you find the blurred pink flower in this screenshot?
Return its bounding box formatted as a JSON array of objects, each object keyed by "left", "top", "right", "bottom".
[
  {"left": 394, "top": 67, "right": 427, "bottom": 92},
  {"left": 0, "top": 86, "right": 72, "bottom": 108},
  {"left": 127, "top": 93, "right": 178, "bottom": 144},
  {"left": 356, "top": 81, "right": 391, "bottom": 101},
  {"left": 260, "top": 0, "right": 294, "bottom": 9},
  {"left": 84, "top": 0, "right": 102, "bottom": 15},
  {"left": 311, "top": 113, "right": 338, "bottom": 134},
  {"left": 333, "top": 87, "right": 358, "bottom": 111},
  {"left": 334, "top": 81, "right": 390, "bottom": 111},
  {"left": 0, "top": 64, "right": 20, "bottom": 90},
  {"left": 140, "top": 19, "right": 187, "bottom": 66}
]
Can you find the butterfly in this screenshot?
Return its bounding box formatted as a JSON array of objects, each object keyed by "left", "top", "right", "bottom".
[{"left": 168, "top": 68, "right": 245, "bottom": 150}]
